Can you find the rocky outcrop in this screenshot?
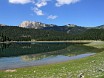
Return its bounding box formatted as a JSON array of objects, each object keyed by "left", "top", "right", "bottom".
[
  {"left": 19, "top": 21, "right": 87, "bottom": 34},
  {"left": 96, "top": 25, "right": 104, "bottom": 29},
  {"left": 66, "top": 24, "right": 77, "bottom": 27},
  {"left": 0, "top": 24, "right": 7, "bottom": 26},
  {"left": 19, "top": 21, "right": 56, "bottom": 29}
]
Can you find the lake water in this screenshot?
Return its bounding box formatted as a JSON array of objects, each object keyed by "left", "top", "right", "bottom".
[{"left": 0, "top": 42, "right": 100, "bottom": 70}]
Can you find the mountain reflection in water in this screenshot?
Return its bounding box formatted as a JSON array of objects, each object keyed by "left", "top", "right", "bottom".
[
  {"left": 0, "top": 42, "right": 103, "bottom": 70},
  {"left": 20, "top": 43, "right": 102, "bottom": 61}
]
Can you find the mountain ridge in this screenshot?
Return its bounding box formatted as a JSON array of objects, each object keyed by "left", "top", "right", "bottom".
[
  {"left": 18, "top": 21, "right": 104, "bottom": 34},
  {"left": 1, "top": 21, "right": 104, "bottom": 29},
  {"left": 1, "top": 21, "right": 104, "bottom": 35}
]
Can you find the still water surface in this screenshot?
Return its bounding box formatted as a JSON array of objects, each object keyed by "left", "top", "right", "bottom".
[{"left": 0, "top": 42, "right": 100, "bottom": 70}]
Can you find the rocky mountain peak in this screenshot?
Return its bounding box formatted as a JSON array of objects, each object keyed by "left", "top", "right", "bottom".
[
  {"left": 96, "top": 24, "right": 104, "bottom": 29},
  {"left": 66, "top": 24, "right": 77, "bottom": 27},
  {"left": 19, "top": 21, "right": 56, "bottom": 29},
  {"left": 0, "top": 24, "right": 7, "bottom": 26}
]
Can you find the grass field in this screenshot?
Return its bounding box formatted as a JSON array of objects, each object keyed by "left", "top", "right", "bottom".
[{"left": 0, "top": 41, "right": 104, "bottom": 78}]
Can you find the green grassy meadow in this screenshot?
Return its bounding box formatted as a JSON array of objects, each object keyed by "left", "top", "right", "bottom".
[{"left": 0, "top": 41, "right": 104, "bottom": 78}]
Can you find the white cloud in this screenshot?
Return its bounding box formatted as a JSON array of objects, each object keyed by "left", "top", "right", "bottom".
[
  {"left": 32, "top": 7, "right": 44, "bottom": 16},
  {"left": 31, "top": 0, "right": 51, "bottom": 16},
  {"left": 35, "top": 0, "right": 50, "bottom": 8},
  {"left": 56, "top": 0, "right": 80, "bottom": 7},
  {"left": 9, "top": 0, "right": 34, "bottom": 4},
  {"left": 47, "top": 15, "right": 58, "bottom": 19}
]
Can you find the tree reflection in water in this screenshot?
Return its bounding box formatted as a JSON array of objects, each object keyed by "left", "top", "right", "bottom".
[{"left": 21, "top": 44, "right": 104, "bottom": 61}]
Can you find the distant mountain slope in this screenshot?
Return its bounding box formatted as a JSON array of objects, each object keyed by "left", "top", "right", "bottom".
[
  {"left": 19, "top": 21, "right": 87, "bottom": 34},
  {"left": 0, "top": 24, "right": 7, "bottom": 26},
  {"left": 42, "top": 25, "right": 87, "bottom": 34},
  {"left": 95, "top": 25, "right": 104, "bottom": 29}
]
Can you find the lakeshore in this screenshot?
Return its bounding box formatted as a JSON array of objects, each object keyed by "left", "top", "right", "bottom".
[
  {"left": 0, "top": 41, "right": 104, "bottom": 78},
  {"left": 0, "top": 40, "right": 96, "bottom": 44}
]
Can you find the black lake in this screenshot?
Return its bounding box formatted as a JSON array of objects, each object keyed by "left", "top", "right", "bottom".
[{"left": 0, "top": 42, "right": 100, "bottom": 70}]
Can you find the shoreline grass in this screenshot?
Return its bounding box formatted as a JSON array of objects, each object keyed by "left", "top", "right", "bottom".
[{"left": 0, "top": 40, "right": 97, "bottom": 43}]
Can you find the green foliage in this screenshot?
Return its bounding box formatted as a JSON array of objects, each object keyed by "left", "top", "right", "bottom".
[
  {"left": 0, "top": 33, "right": 10, "bottom": 42},
  {"left": 1, "top": 26, "right": 104, "bottom": 41},
  {"left": 68, "top": 29, "right": 104, "bottom": 40},
  {"left": 0, "top": 26, "right": 69, "bottom": 41}
]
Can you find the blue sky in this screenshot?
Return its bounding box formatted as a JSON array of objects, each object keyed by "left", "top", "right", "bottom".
[{"left": 0, "top": 0, "right": 104, "bottom": 27}]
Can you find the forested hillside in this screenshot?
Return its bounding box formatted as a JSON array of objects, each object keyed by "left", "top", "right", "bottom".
[
  {"left": 0, "top": 26, "right": 69, "bottom": 41},
  {"left": 68, "top": 29, "right": 104, "bottom": 40},
  {"left": 0, "top": 26, "right": 104, "bottom": 41}
]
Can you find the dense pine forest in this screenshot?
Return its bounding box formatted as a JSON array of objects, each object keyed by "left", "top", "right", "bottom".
[
  {"left": 0, "top": 26, "right": 69, "bottom": 41},
  {"left": 0, "top": 26, "right": 104, "bottom": 41}
]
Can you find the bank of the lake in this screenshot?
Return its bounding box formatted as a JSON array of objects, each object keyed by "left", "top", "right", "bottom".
[
  {"left": 0, "top": 41, "right": 104, "bottom": 78},
  {"left": 0, "top": 40, "right": 96, "bottom": 44}
]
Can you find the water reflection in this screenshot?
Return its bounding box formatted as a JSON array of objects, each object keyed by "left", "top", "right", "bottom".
[
  {"left": 0, "top": 42, "right": 103, "bottom": 70},
  {"left": 0, "top": 43, "right": 71, "bottom": 57},
  {"left": 21, "top": 44, "right": 103, "bottom": 61},
  {"left": 0, "top": 42, "right": 103, "bottom": 58}
]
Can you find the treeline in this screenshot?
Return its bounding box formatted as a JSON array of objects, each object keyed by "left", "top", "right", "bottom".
[
  {"left": 0, "top": 26, "right": 104, "bottom": 41},
  {"left": 0, "top": 26, "right": 69, "bottom": 41},
  {"left": 0, "top": 33, "right": 10, "bottom": 42},
  {"left": 68, "top": 29, "right": 104, "bottom": 40}
]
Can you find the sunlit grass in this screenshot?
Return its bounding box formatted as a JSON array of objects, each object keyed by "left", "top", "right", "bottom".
[{"left": 85, "top": 41, "right": 104, "bottom": 48}]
